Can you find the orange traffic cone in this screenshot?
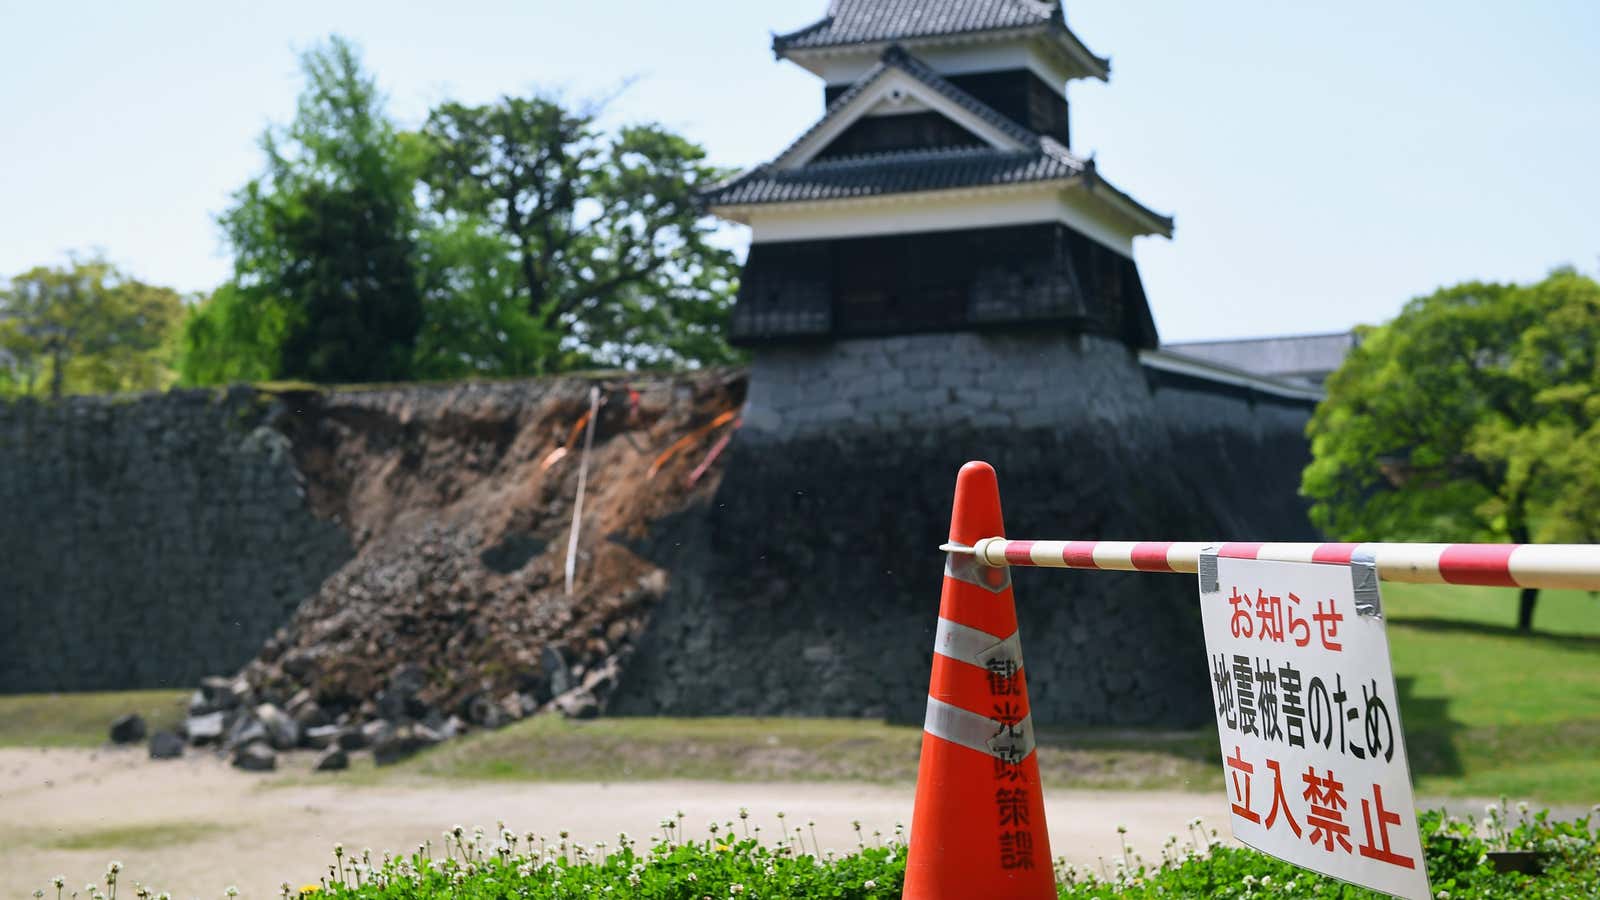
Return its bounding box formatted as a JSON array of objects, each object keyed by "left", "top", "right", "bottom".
[{"left": 904, "top": 461, "right": 1054, "bottom": 899}]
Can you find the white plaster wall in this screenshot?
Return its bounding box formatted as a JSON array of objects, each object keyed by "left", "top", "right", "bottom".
[{"left": 739, "top": 186, "right": 1142, "bottom": 256}]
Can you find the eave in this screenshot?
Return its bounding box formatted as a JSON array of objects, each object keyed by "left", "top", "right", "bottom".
[
  {"left": 710, "top": 175, "right": 1172, "bottom": 244},
  {"left": 709, "top": 176, "right": 1085, "bottom": 224}
]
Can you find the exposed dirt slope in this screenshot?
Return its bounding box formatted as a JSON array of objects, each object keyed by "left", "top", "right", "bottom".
[{"left": 183, "top": 370, "right": 745, "bottom": 762}]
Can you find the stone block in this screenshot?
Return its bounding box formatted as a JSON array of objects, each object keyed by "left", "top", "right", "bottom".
[
  {"left": 232, "top": 743, "right": 276, "bottom": 772},
  {"left": 109, "top": 714, "right": 146, "bottom": 745}
]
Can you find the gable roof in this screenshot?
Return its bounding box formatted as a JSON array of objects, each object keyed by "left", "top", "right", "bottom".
[
  {"left": 774, "top": 0, "right": 1109, "bottom": 81},
  {"left": 770, "top": 44, "right": 1036, "bottom": 170},
  {"left": 704, "top": 45, "right": 1172, "bottom": 237}
]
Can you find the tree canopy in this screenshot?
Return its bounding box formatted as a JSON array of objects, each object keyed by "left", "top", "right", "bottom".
[
  {"left": 0, "top": 257, "right": 185, "bottom": 399},
  {"left": 1301, "top": 269, "right": 1600, "bottom": 630},
  {"left": 178, "top": 36, "right": 423, "bottom": 386},
  {"left": 176, "top": 36, "right": 739, "bottom": 388},
  {"left": 415, "top": 96, "right": 740, "bottom": 374}
]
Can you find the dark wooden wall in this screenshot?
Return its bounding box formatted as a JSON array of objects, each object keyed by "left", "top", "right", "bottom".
[{"left": 731, "top": 223, "right": 1157, "bottom": 348}]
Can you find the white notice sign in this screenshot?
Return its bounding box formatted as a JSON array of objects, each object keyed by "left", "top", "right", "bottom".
[{"left": 1197, "top": 555, "right": 1430, "bottom": 900}]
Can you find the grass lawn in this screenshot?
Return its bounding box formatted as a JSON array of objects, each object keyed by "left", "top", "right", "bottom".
[
  {"left": 403, "top": 714, "right": 1219, "bottom": 792},
  {"left": 33, "top": 821, "right": 233, "bottom": 851},
  {"left": 401, "top": 581, "right": 1599, "bottom": 803},
  {"left": 0, "top": 689, "right": 187, "bottom": 748},
  {"left": 4, "top": 582, "right": 1595, "bottom": 803},
  {"left": 1380, "top": 582, "right": 1600, "bottom": 803}
]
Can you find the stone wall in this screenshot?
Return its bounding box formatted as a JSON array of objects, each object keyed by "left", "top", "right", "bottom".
[
  {"left": 615, "top": 332, "right": 1318, "bottom": 726},
  {"left": 741, "top": 332, "right": 1151, "bottom": 439},
  {"left": 0, "top": 389, "right": 350, "bottom": 693}
]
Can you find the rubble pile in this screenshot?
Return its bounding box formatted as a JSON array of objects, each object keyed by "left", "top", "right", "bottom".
[{"left": 151, "top": 371, "right": 743, "bottom": 770}]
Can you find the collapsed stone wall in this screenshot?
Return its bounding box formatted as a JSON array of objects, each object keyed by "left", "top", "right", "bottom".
[
  {"left": 614, "top": 333, "right": 1317, "bottom": 727},
  {"left": 2, "top": 340, "right": 1314, "bottom": 735},
  {"left": 0, "top": 389, "right": 350, "bottom": 693}
]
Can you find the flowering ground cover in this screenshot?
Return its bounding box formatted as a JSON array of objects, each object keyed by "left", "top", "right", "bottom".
[{"left": 34, "top": 807, "right": 1598, "bottom": 899}]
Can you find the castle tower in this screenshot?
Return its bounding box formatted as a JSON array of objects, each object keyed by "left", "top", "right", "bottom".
[
  {"left": 613, "top": 1, "right": 1320, "bottom": 729},
  {"left": 706, "top": 0, "right": 1174, "bottom": 439}
]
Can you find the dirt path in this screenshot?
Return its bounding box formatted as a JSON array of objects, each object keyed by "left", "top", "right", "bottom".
[{"left": 2, "top": 747, "right": 1228, "bottom": 898}]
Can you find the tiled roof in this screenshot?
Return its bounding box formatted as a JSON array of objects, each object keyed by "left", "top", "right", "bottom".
[
  {"left": 706, "top": 45, "right": 1170, "bottom": 233},
  {"left": 776, "top": 0, "right": 1060, "bottom": 51},
  {"left": 773, "top": 0, "right": 1109, "bottom": 78},
  {"left": 705, "top": 144, "right": 1083, "bottom": 206}
]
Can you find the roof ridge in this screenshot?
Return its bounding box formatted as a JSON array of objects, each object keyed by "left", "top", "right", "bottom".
[{"left": 1166, "top": 331, "right": 1359, "bottom": 348}]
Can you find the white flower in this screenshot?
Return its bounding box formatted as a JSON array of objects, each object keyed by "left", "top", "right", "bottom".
[
  {"left": 687, "top": 872, "right": 698, "bottom": 882},
  {"left": 1436, "top": 891, "right": 1451, "bottom": 899},
  {"left": 730, "top": 884, "right": 744, "bottom": 895},
  {"left": 864, "top": 879, "right": 878, "bottom": 889}
]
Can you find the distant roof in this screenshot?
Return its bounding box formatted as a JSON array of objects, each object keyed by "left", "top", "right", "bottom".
[
  {"left": 705, "top": 46, "right": 1170, "bottom": 234},
  {"left": 1162, "top": 332, "right": 1358, "bottom": 385},
  {"left": 774, "top": 0, "right": 1109, "bottom": 80}
]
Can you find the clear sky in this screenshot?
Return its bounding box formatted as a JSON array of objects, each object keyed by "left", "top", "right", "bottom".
[{"left": 2, "top": 0, "right": 1596, "bottom": 342}]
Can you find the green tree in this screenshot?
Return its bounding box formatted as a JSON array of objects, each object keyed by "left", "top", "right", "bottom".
[
  {"left": 173, "top": 282, "right": 288, "bottom": 386},
  {"left": 415, "top": 95, "right": 740, "bottom": 372},
  {"left": 1302, "top": 270, "right": 1600, "bottom": 631},
  {"left": 179, "top": 36, "right": 422, "bottom": 386},
  {"left": 0, "top": 257, "right": 185, "bottom": 399},
  {"left": 408, "top": 215, "right": 562, "bottom": 378}
]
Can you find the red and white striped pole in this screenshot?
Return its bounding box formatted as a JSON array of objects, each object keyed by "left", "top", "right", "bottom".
[{"left": 941, "top": 539, "right": 1600, "bottom": 592}]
